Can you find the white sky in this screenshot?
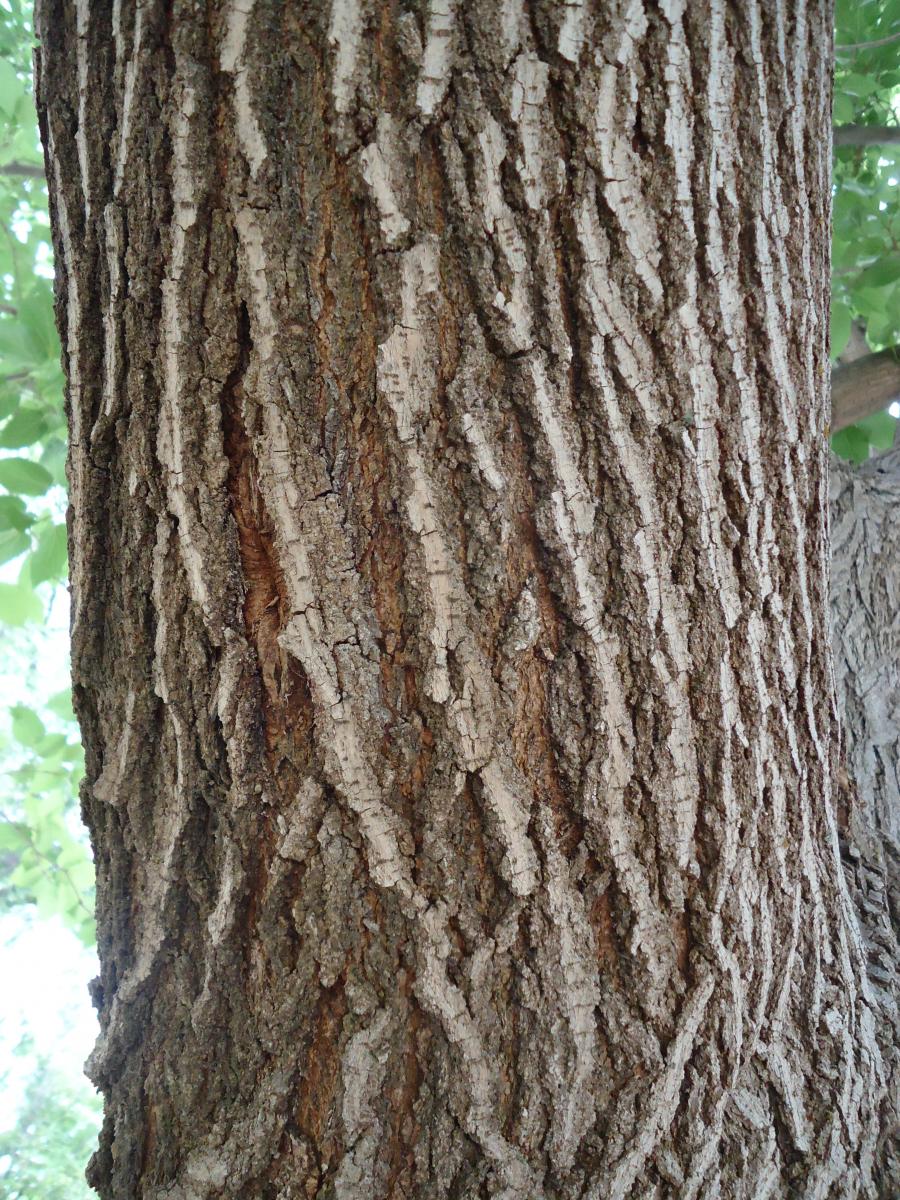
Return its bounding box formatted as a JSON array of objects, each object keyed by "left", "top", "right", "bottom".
[
  {"left": 0, "top": 571, "right": 100, "bottom": 1132},
  {"left": 0, "top": 912, "right": 100, "bottom": 1129}
]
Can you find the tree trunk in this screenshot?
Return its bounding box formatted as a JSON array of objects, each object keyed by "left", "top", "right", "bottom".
[
  {"left": 829, "top": 448, "right": 900, "bottom": 1187},
  {"left": 35, "top": 2, "right": 896, "bottom": 1196},
  {"left": 832, "top": 448, "right": 900, "bottom": 851},
  {"left": 831, "top": 444, "right": 900, "bottom": 928}
]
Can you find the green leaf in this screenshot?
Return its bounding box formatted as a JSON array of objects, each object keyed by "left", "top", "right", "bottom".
[
  {"left": 33, "top": 873, "right": 65, "bottom": 920},
  {"left": 0, "top": 388, "right": 19, "bottom": 420},
  {"left": 831, "top": 425, "right": 871, "bottom": 463},
  {"left": 0, "top": 58, "right": 26, "bottom": 114},
  {"left": 47, "top": 687, "right": 75, "bottom": 722},
  {"left": 24, "top": 788, "right": 60, "bottom": 825},
  {"left": 69, "top": 860, "right": 95, "bottom": 891},
  {"left": 39, "top": 436, "right": 67, "bottom": 485},
  {"left": 856, "top": 410, "right": 897, "bottom": 451},
  {"left": 27, "top": 772, "right": 67, "bottom": 799},
  {"left": 11, "top": 704, "right": 46, "bottom": 747},
  {"left": 0, "top": 526, "right": 29, "bottom": 565},
  {"left": 865, "top": 308, "right": 900, "bottom": 348},
  {"left": 833, "top": 92, "right": 856, "bottom": 124},
  {"left": 57, "top": 841, "right": 89, "bottom": 870},
  {"left": 857, "top": 257, "right": 900, "bottom": 289},
  {"left": 830, "top": 301, "right": 853, "bottom": 358},
  {"left": 0, "top": 494, "right": 34, "bottom": 530},
  {"left": 29, "top": 521, "right": 66, "bottom": 584},
  {"left": 0, "top": 320, "right": 39, "bottom": 373},
  {"left": 35, "top": 732, "right": 69, "bottom": 757},
  {"left": 0, "top": 820, "right": 28, "bottom": 850},
  {"left": 28, "top": 359, "right": 65, "bottom": 407},
  {"left": 17, "top": 282, "right": 59, "bottom": 362},
  {"left": 0, "top": 456, "right": 53, "bottom": 495},
  {"left": 0, "top": 579, "right": 43, "bottom": 625},
  {"left": 839, "top": 72, "right": 882, "bottom": 98},
  {"left": 61, "top": 742, "right": 84, "bottom": 765},
  {"left": 10, "top": 859, "right": 44, "bottom": 889},
  {"left": 0, "top": 406, "right": 48, "bottom": 448}
]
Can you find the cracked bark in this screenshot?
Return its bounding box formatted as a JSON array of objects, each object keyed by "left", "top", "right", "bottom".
[
  {"left": 829, "top": 447, "right": 900, "bottom": 1190},
  {"left": 35, "top": 1, "right": 898, "bottom": 1196}
]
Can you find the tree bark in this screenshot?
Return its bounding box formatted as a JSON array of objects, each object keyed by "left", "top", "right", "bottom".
[
  {"left": 35, "top": 2, "right": 896, "bottom": 1196},
  {"left": 831, "top": 349, "right": 900, "bottom": 431},
  {"left": 828, "top": 331, "right": 900, "bottom": 993},
  {"left": 831, "top": 446, "right": 900, "bottom": 882},
  {"left": 829, "top": 449, "right": 900, "bottom": 1186}
]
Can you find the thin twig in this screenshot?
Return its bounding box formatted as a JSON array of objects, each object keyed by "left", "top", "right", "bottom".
[{"left": 835, "top": 29, "right": 900, "bottom": 53}]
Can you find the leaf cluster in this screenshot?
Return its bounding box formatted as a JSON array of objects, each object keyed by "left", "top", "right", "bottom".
[
  {"left": 0, "top": 2, "right": 93, "bottom": 945},
  {"left": 832, "top": 0, "right": 900, "bottom": 459},
  {"left": 0, "top": 1051, "right": 101, "bottom": 1200}
]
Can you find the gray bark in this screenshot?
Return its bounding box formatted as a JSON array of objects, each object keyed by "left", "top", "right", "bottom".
[
  {"left": 34, "top": 1, "right": 897, "bottom": 1196},
  {"left": 830, "top": 449, "right": 900, "bottom": 1185},
  {"left": 831, "top": 447, "right": 900, "bottom": 882}
]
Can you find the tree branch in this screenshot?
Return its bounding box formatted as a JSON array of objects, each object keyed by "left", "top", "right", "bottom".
[
  {"left": 0, "top": 161, "right": 46, "bottom": 180},
  {"left": 832, "top": 348, "right": 900, "bottom": 432},
  {"left": 838, "top": 321, "right": 871, "bottom": 365},
  {"left": 835, "top": 29, "right": 900, "bottom": 53},
  {"left": 834, "top": 124, "right": 900, "bottom": 148}
]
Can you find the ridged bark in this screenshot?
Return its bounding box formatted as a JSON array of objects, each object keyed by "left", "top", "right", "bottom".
[
  {"left": 830, "top": 448, "right": 900, "bottom": 945},
  {"left": 830, "top": 452, "right": 900, "bottom": 1160},
  {"left": 832, "top": 448, "right": 900, "bottom": 851},
  {"left": 35, "top": 1, "right": 895, "bottom": 1196}
]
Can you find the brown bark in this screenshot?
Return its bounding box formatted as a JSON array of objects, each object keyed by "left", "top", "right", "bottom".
[
  {"left": 831, "top": 348, "right": 900, "bottom": 431},
  {"left": 35, "top": 1, "right": 897, "bottom": 1196}
]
